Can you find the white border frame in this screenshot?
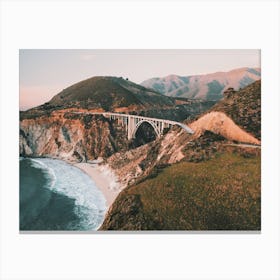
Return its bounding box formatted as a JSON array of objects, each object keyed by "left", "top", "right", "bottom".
[{"left": 1, "top": 1, "right": 280, "bottom": 280}]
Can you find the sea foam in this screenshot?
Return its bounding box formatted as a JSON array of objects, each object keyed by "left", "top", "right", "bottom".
[
  {"left": 30, "top": 158, "right": 57, "bottom": 189},
  {"left": 30, "top": 158, "right": 107, "bottom": 230}
]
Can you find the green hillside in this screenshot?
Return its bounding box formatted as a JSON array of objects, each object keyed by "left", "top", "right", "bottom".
[
  {"left": 100, "top": 152, "right": 261, "bottom": 230},
  {"left": 48, "top": 76, "right": 175, "bottom": 110}
]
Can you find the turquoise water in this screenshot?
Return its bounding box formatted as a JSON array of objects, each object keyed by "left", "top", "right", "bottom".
[{"left": 20, "top": 158, "right": 106, "bottom": 231}]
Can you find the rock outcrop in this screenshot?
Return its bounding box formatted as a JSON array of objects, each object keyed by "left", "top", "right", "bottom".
[{"left": 20, "top": 112, "right": 129, "bottom": 161}]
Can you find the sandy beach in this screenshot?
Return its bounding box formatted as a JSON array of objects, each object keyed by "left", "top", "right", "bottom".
[{"left": 74, "top": 162, "right": 121, "bottom": 208}]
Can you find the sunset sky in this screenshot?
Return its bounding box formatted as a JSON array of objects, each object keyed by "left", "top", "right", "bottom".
[{"left": 20, "top": 49, "right": 260, "bottom": 110}]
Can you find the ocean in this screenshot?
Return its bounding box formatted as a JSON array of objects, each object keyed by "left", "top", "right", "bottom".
[{"left": 19, "top": 158, "right": 107, "bottom": 231}]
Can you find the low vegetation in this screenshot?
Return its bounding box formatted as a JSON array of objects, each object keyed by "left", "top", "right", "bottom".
[
  {"left": 210, "top": 80, "right": 261, "bottom": 139},
  {"left": 100, "top": 152, "right": 261, "bottom": 230}
]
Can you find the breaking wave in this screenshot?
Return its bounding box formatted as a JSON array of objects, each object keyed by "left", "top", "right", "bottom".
[{"left": 28, "top": 158, "right": 107, "bottom": 230}]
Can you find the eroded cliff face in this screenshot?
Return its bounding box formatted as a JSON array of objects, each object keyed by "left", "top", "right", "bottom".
[
  {"left": 20, "top": 112, "right": 129, "bottom": 162},
  {"left": 106, "top": 127, "right": 196, "bottom": 188}
]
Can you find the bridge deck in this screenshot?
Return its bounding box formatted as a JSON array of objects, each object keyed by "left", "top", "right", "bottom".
[
  {"left": 71, "top": 111, "right": 194, "bottom": 134},
  {"left": 101, "top": 112, "right": 193, "bottom": 134}
]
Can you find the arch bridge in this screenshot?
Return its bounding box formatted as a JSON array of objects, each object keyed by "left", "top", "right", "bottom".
[
  {"left": 100, "top": 112, "right": 194, "bottom": 140},
  {"left": 71, "top": 112, "right": 193, "bottom": 140}
]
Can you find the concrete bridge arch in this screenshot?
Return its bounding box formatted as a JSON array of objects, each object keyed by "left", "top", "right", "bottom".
[
  {"left": 71, "top": 111, "right": 194, "bottom": 140},
  {"left": 103, "top": 113, "right": 194, "bottom": 140},
  {"left": 131, "top": 119, "right": 161, "bottom": 139}
]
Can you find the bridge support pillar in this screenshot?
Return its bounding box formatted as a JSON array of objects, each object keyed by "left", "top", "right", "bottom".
[{"left": 127, "top": 116, "right": 136, "bottom": 140}]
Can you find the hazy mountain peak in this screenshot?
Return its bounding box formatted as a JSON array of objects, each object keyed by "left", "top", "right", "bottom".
[{"left": 141, "top": 67, "right": 261, "bottom": 100}]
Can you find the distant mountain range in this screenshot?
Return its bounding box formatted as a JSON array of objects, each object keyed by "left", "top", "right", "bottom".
[{"left": 141, "top": 67, "right": 261, "bottom": 100}]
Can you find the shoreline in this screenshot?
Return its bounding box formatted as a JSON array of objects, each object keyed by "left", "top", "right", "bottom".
[
  {"left": 20, "top": 156, "right": 121, "bottom": 212},
  {"left": 74, "top": 162, "right": 121, "bottom": 209}
]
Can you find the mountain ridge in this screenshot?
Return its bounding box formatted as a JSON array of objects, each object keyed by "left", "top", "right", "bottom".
[
  {"left": 33, "top": 76, "right": 174, "bottom": 112},
  {"left": 141, "top": 67, "right": 261, "bottom": 100}
]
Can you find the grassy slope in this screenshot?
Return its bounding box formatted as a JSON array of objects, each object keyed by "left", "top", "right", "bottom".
[{"left": 101, "top": 152, "right": 261, "bottom": 230}]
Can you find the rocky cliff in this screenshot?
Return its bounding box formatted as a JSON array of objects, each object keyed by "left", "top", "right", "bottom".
[{"left": 20, "top": 111, "right": 130, "bottom": 161}]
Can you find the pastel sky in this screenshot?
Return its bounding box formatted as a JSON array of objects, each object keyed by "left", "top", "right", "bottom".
[{"left": 20, "top": 49, "right": 260, "bottom": 110}]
